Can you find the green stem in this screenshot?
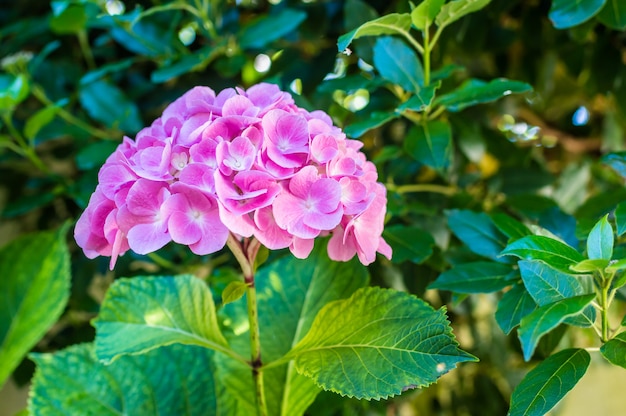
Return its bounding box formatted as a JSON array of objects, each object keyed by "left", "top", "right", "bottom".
[
  {"left": 77, "top": 30, "right": 96, "bottom": 70},
  {"left": 387, "top": 183, "right": 457, "bottom": 196},
  {"left": 226, "top": 234, "right": 268, "bottom": 416},
  {"left": 423, "top": 24, "right": 431, "bottom": 87},
  {"left": 31, "top": 85, "right": 113, "bottom": 140},
  {"left": 2, "top": 114, "right": 51, "bottom": 174},
  {"left": 600, "top": 280, "right": 610, "bottom": 343}
]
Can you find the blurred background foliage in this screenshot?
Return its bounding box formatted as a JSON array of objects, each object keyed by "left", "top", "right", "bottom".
[{"left": 1, "top": 0, "right": 626, "bottom": 414}]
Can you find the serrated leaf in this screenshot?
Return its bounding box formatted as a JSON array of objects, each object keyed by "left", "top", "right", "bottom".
[
  {"left": 518, "top": 294, "right": 595, "bottom": 361},
  {"left": 222, "top": 281, "right": 248, "bottom": 305},
  {"left": 519, "top": 260, "right": 595, "bottom": 327},
  {"left": 549, "top": 0, "right": 606, "bottom": 29},
  {"left": 435, "top": 0, "right": 492, "bottom": 27},
  {"left": 29, "top": 343, "right": 218, "bottom": 415},
  {"left": 398, "top": 81, "right": 441, "bottom": 112},
  {"left": 373, "top": 36, "right": 423, "bottom": 93},
  {"left": 601, "top": 332, "right": 626, "bottom": 368},
  {"left": 496, "top": 283, "right": 537, "bottom": 334},
  {"left": 509, "top": 348, "right": 590, "bottom": 416},
  {"left": 238, "top": 9, "right": 307, "bottom": 49},
  {"left": 217, "top": 243, "right": 368, "bottom": 416},
  {"left": 501, "top": 235, "right": 585, "bottom": 273},
  {"left": 93, "top": 275, "right": 231, "bottom": 364},
  {"left": 79, "top": 79, "right": 143, "bottom": 133},
  {"left": 338, "top": 13, "right": 412, "bottom": 52},
  {"left": 404, "top": 120, "right": 452, "bottom": 170},
  {"left": 434, "top": 78, "right": 532, "bottom": 112},
  {"left": 383, "top": 225, "right": 434, "bottom": 264},
  {"left": 345, "top": 111, "right": 399, "bottom": 138},
  {"left": 289, "top": 287, "right": 477, "bottom": 399},
  {"left": 412, "top": 0, "right": 446, "bottom": 29},
  {"left": 587, "top": 214, "right": 614, "bottom": 260},
  {"left": 597, "top": 0, "right": 626, "bottom": 30},
  {"left": 447, "top": 209, "right": 509, "bottom": 261},
  {"left": 429, "top": 261, "right": 513, "bottom": 293},
  {"left": 0, "top": 227, "right": 70, "bottom": 387},
  {"left": 490, "top": 213, "right": 532, "bottom": 241}
]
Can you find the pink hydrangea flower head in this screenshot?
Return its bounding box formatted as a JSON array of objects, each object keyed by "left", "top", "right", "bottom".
[{"left": 74, "top": 83, "right": 391, "bottom": 268}]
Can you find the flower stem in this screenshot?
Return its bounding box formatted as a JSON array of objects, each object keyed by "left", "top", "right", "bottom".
[
  {"left": 226, "top": 234, "right": 268, "bottom": 416},
  {"left": 600, "top": 279, "right": 611, "bottom": 343}
]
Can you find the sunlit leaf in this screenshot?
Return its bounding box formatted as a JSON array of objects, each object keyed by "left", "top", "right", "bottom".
[
  {"left": 435, "top": 0, "right": 492, "bottom": 27},
  {"left": 338, "top": 13, "right": 412, "bottom": 52},
  {"left": 434, "top": 78, "right": 532, "bottom": 112},
  {"left": 509, "top": 348, "right": 590, "bottom": 416},
  {"left": 412, "top": 0, "right": 446, "bottom": 29},
  {"left": 0, "top": 74, "right": 30, "bottom": 111},
  {"left": 0, "top": 227, "right": 70, "bottom": 387},
  {"left": 290, "top": 287, "right": 477, "bottom": 399},
  {"left": 501, "top": 235, "right": 585, "bottom": 273},
  {"left": 221, "top": 281, "right": 248, "bottom": 305},
  {"left": 373, "top": 36, "right": 423, "bottom": 93},
  {"left": 587, "top": 214, "right": 614, "bottom": 260}
]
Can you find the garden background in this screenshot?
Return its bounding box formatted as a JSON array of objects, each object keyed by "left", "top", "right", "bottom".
[{"left": 2, "top": 0, "right": 626, "bottom": 415}]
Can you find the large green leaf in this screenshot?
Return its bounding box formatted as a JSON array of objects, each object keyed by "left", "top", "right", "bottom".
[
  {"left": 373, "top": 36, "right": 423, "bottom": 93},
  {"left": 29, "top": 343, "right": 219, "bottom": 415},
  {"left": 490, "top": 213, "right": 532, "bottom": 241},
  {"left": 412, "top": 0, "right": 446, "bottom": 29},
  {"left": 238, "top": 9, "right": 307, "bottom": 49},
  {"left": 519, "top": 260, "right": 595, "bottom": 327},
  {"left": 398, "top": 81, "right": 441, "bottom": 112},
  {"left": 383, "top": 224, "right": 434, "bottom": 264},
  {"left": 0, "top": 227, "right": 70, "bottom": 387},
  {"left": 518, "top": 294, "right": 595, "bottom": 361},
  {"left": 216, "top": 243, "right": 369, "bottom": 416},
  {"left": 429, "top": 261, "right": 513, "bottom": 293},
  {"left": 345, "top": 111, "right": 400, "bottom": 138},
  {"left": 495, "top": 283, "right": 537, "bottom": 334},
  {"left": 289, "top": 287, "right": 477, "bottom": 399},
  {"left": 446, "top": 209, "right": 509, "bottom": 262},
  {"left": 338, "top": 13, "right": 412, "bottom": 52},
  {"left": 0, "top": 73, "right": 30, "bottom": 111},
  {"left": 49, "top": 2, "right": 87, "bottom": 34},
  {"left": 435, "top": 0, "right": 492, "bottom": 27},
  {"left": 93, "top": 275, "right": 232, "bottom": 364},
  {"left": 79, "top": 79, "right": 143, "bottom": 133},
  {"left": 597, "top": 0, "right": 626, "bottom": 29},
  {"left": 600, "top": 332, "right": 626, "bottom": 368},
  {"left": 434, "top": 78, "right": 532, "bottom": 112},
  {"left": 501, "top": 235, "right": 585, "bottom": 273},
  {"left": 404, "top": 120, "right": 452, "bottom": 170},
  {"left": 587, "top": 214, "right": 613, "bottom": 261},
  {"left": 509, "top": 348, "right": 590, "bottom": 416},
  {"left": 549, "top": 0, "right": 606, "bottom": 29}
]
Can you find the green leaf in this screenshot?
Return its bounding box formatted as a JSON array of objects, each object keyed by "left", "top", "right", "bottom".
[
  {"left": 495, "top": 283, "right": 537, "bottom": 334},
  {"left": 501, "top": 235, "right": 585, "bottom": 273},
  {"left": 0, "top": 74, "right": 30, "bottom": 111},
  {"left": 80, "top": 58, "right": 135, "bottom": 85},
  {"left": 404, "top": 120, "right": 452, "bottom": 170},
  {"left": 587, "top": 214, "right": 614, "bottom": 260},
  {"left": 49, "top": 2, "right": 87, "bottom": 34},
  {"left": 446, "top": 209, "right": 509, "bottom": 262},
  {"left": 24, "top": 103, "right": 62, "bottom": 141},
  {"left": 373, "top": 36, "right": 423, "bottom": 93},
  {"left": 519, "top": 260, "right": 595, "bottom": 327},
  {"left": 607, "top": 258, "right": 626, "bottom": 272},
  {"left": 238, "top": 9, "right": 307, "bottom": 49},
  {"left": 518, "top": 294, "right": 595, "bottom": 361},
  {"left": 383, "top": 224, "right": 434, "bottom": 264},
  {"left": 344, "top": 111, "right": 399, "bottom": 138},
  {"left": 615, "top": 203, "right": 626, "bottom": 236},
  {"left": 490, "top": 213, "right": 532, "bottom": 241},
  {"left": 30, "top": 343, "right": 218, "bottom": 415},
  {"left": 601, "top": 151, "right": 626, "bottom": 179},
  {"left": 597, "top": 0, "right": 626, "bottom": 30},
  {"left": 75, "top": 140, "right": 119, "bottom": 170},
  {"left": 570, "top": 258, "right": 610, "bottom": 273},
  {"left": 601, "top": 332, "right": 626, "bottom": 368},
  {"left": 221, "top": 281, "right": 248, "bottom": 305},
  {"left": 398, "top": 81, "right": 441, "bottom": 112},
  {"left": 434, "top": 78, "right": 532, "bottom": 112},
  {"left": 79, "top": 79, "right": 143, "bottom": 133},
  {"left": 509, "top": 348, "right": 590, "bottom": 416},
  {"left": 429, "top": 261, "right": 514, "bottom": 293},
  {"left": 290, "top": 287, "right": 476, "bottom": 399},
  {"left": 435, "top": 0, "right": 492, "bottom": 27},
  {"left": 338, "top": 13, "right": 412, "bottom": 52},
  {"left": 412, "top": 0, "right": 446, "bottom": 29},
  {"left": 549, "top": 0, "right": 607, "bottom": 29},
  {"left": 151, "top": 45, "right": 225, "bottom": 83},
  {"left": 0, "top": 227, "right": 70, "bottom": 387},
  {"left": 217, "top": 243, "right": 368, "bottom": 416},
  {"left": 93, "top": 275, "right": 230, "bottom": 364}
]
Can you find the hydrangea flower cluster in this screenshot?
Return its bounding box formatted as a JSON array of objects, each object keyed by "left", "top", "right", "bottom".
[{"left": 75, "top": 83, "right": 392, "bottom": 268}]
